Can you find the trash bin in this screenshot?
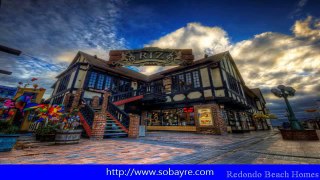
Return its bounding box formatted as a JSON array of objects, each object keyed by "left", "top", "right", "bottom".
[{"left": 139, "top": 125, "right": 145, "bottom": 137}]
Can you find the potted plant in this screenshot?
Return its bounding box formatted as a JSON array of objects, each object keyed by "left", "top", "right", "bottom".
[
  {"left": 35, "top": 124, "right": 57, "bottom": 142},
  {"left": 0, "top": 120, "right": 19, "bottom": 152},
  {"left": 55, "top": 110, "right": 82, "bottom": 145}
]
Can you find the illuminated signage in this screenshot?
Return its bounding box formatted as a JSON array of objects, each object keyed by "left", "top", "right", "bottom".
[
  {"left": 183, "top": 107, "right": 194, "bottom": 113},
  {"left": 198, "top": 108, "right": 213, "bottom": 126},
  {"left": 108, "top": 47, "right": 194, "bottom": 66}
]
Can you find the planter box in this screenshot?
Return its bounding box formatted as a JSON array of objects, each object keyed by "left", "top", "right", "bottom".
[
  {"left": 36, "top": 134, "right": 56, "bottom": 142},
  {"left": 280, "top": 129, "right": 319, "bottom": 141},
  {"left": 0, "top": 134, "right": 19, "bottom": 152},
  {"left": 55, "top": 129, "right": 82, "bottom": 145},
  {"left": 41, "top": 134, "right": 56, "bottom": 142}
]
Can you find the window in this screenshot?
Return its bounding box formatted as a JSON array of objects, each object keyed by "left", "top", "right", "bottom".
[
  {"left": 88, "top": 72, "right": 97, "bottom": 88},
  {"left": 185, "top": 73, "right": 192, "bottom": 86},
  {"left": 192, "top": 71, "right": 200, "bottom": 88},
  {"left": 105, "top": 75, "right": 112, "bottom": 90},
  {"left": 57, "top": 73, "right": 71, "bottom": 93},
  {"left": 96, "top": 74, "right": 105, "bottom": 90},
  {"left": 171, "top": 70, "right": 201, "bottom": 92},
  {"left": 227, "top": 73, "right": 240, "bottom": 94}
]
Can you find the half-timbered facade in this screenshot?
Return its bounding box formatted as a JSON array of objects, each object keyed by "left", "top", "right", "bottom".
[{"left": 49, "top": 50, "right": 270, "bottom": 135}]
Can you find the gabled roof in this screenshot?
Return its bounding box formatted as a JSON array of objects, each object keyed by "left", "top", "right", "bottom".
[
  {"left": 147, "top": 51, "right": 232, "bottom": 81},
  {"left": 79, "top": 51, "right": 149, "bottom": 81},
  {"left": 251, "top": 88, "right": 266, "bottom": 104},
  {"left": 56, "top": 51, "right": 245, "bottom": 83}
]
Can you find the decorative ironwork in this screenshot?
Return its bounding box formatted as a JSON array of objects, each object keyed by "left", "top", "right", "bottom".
[
  {"left": 109, "top": 88, "right": 144, "bottom": 102},
  {"left": 108, "top": 47, "right": 194, "bottom": 66},
  {"left": 79, "top": 99, "right": 95, "bottom": 128},
  {"left": 106, "top": 100, "right": 130, "bottom": 129}
]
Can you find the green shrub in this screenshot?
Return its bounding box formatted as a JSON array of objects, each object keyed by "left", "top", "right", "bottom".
[
  {"left": 36, "top": 124, "right": 57, "bottom": 135},
  {"left": 0, "top": 121, "right": 19, "bottom": 134}
]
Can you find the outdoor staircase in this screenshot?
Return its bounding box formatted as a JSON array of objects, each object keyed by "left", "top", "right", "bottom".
[
  {"left": 104, "top": 114, "right": 128, "bottom": 138},
  {"left": 78, "top": 87, "right": 161, "bottom": 138}
]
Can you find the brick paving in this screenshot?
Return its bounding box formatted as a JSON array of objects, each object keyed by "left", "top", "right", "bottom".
[{"left": 0, "top": 130, "right": 319, "bottom": 164}]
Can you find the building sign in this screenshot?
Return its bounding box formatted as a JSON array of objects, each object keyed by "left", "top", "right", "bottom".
[
  {"left": 108, "top": 47, "right": 194, "bottom": 66},
  {"left": 183, "top": 107, "right": 194, "bottom": 113},
  {"left": 198, "top": 108, "right": 213, "bottom": 126}
]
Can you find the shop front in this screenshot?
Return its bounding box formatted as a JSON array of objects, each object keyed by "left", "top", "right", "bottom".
[
  {"left": 144, "top": 103, "right": 228, "bottom": 135},
  {"left": 145, "top": 107, "right": 197, "bottom": 132}
]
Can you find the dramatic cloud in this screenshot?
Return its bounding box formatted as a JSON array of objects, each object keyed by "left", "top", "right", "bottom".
[
  {"left": 292, "top": 16, "right": 320, "bottom": 40},
  {"left": 140, "top": 23, "right": 230, "bottom": 75},
  {"left": 231, "top": 16, "right": 320, "bottom": 117},
  {"left": 0, "top": 0, "right": 126, "bottom": 97},
  {"left": 144, "top": 17, "right": 320, "bottom": 120},
  {"left": 0, "top": 0, "right": 318, "bottom": 121},
  {"left": 147, "top": 23, "right": 231, "bottom": 59}
]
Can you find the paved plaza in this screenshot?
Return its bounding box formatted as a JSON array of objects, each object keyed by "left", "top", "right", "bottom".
[{"left": 0, "top": 130, "right": 320, "bottom": 164}]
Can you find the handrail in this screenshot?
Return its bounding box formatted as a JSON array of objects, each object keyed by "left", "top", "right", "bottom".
[
  {"left": 110, "top": 89, "right": 143, "bottom": 102},
  {"left": 106, "top": 99, "right": 130, "bottom": 129},
  {"left": 79, "top": 98, "right": 95, "bottom": 128},
  {"left": 83, "top": 97, "right": 103, "bottom": 107},
  {"left": 144, "top": 85, "right": 163, "bottom": 95},
  {"left": 110, "top": 85, "right": 164, "bottom": 102}
]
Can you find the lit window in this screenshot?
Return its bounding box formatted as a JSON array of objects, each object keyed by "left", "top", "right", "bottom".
[
  {"left": 192, "top": 71, "right": 200, "bottom": 88},
  {"left": 105, "top": 75, "right": 112, "bottom": 90},
  {"left": 88, "top": 72, "right": 97, "bottom": 88},
  {"left": 186, "top": 73, "right": 192, "bottom": 85},
  {"left": 97, "top": 74, "right": 104, "bottom": 89}
]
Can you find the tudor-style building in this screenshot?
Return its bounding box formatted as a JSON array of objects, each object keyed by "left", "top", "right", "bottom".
[{"left": 49, "top": 50, "right": 270, "bottom": 137}]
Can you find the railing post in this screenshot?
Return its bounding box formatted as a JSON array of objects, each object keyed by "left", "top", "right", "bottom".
[
  {"left": 101, "top": 91, "right": 111, "bottom": 113},
  {"left": 91, "top": 112, "right": 107, "bottom": 140},
  {"left": 62, "top": 92, "right": 71, "bottom": 106},
  {"left": 91, "top": 96, "right": 100, "bottom": 109},
  {"left": 71, "top": 88, "right": 83, "bottom": 112},
  {"left": 62, "top": 92, "right": 72, "bottom": 112},
  {"left": 128, "top": 114, "right": 140, "bottom": 138}
]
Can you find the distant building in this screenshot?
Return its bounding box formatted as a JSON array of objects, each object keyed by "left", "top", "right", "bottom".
[
  {"left": 0, "top": 85, "right": 17, "bottom": 99},
  {"left": 49, "top": 50, "right": 269, "bottom": 136}
]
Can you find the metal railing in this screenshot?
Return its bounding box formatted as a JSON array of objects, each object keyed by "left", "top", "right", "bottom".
[
  {"left": 109, "top": 85, "right": 164, "bottom": 102},
  {"left": 109, "top": 89, "right": 143, "bottom": 102},
  {"left": 79, "top": 99, "right": 95, "bottom": 128},
  {"left": 106, "top": 99, "right": 130, "bottom": 129}
]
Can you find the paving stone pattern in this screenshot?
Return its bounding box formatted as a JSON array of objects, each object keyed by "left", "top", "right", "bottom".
[{"left": 1, "top": 130, "right": 319, "bottom": 164}]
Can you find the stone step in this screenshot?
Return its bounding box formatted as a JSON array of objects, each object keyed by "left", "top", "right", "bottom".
[
  {"left": 105, "top": 129, "right": 125, "bottom": 132},
  {"left": 104, "top": 132, "right": 128, "bottom": 137},
  {"left": 105, "top": 125, "right": 121, "bottom": 129}
]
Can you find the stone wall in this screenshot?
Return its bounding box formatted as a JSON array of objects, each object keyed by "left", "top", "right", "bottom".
[
  {"left": 91, "top": 112, "right": 107, "bottom": 140},
  {"left": 71, "top": 89, "right": 82, "bottom": 111},
  {"left": 62, "top": 93, "right": 71, "bottom": 107},
  {"left": 91, "top": 96, "right": 100, "bottom": 109},
  {"left": 128, "top": 114, "right": 140, "bottom": 138}
]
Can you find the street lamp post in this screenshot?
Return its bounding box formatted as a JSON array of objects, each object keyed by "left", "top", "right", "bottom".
[
  {"left": 271, "top": 85, "right": 304, "bottom": 130},
  {"left": 0, "top": 44, "right": 22, "bottom": 75}
]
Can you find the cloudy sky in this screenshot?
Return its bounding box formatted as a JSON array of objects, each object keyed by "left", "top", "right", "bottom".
[{"left": 0, "top": 0, "right": 319, "bottom": 121}]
